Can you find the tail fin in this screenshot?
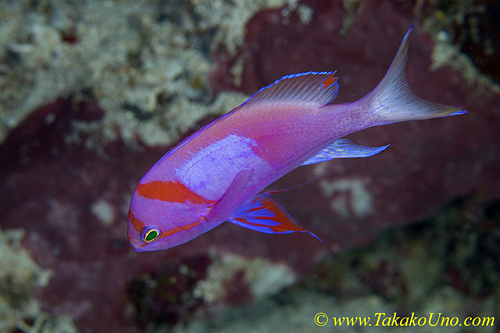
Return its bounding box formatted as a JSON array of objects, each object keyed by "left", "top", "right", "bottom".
[{"left": 367, "top": 25, "right": 467, "bottom": 125}]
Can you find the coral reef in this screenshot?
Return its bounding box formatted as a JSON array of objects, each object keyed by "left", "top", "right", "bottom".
[
  {"left": 193, "top": 253, "right": 296, "bottom": 304},
  {"left": 0, "top": 228, "right": 77, "bottom": 332},
  {"left": 126, "top": 252, "right": 297, "bottom": 331},
  {"left": 174, "top": 195, "right": 500, "bottom": 332},
  {"left": 0, "top": 0, "right": 256, "bottom": 147},
  {"left": 1, "top": 0, "right": 500, "bottom": 331},
  {"left": 405, "top": 0, "right": 500, "bottom": 86},
  {"left": 127, "top": 255, "right": 210, "bottom": 329}
]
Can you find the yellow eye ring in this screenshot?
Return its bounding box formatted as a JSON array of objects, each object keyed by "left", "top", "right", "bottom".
[{"left": 142, "top": 227, "right": 161, "bottom": 243}]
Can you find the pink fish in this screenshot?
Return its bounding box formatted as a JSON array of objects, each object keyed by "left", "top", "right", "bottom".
[{"left": 127, "top": 26, "right": 466, "bottom": 251}]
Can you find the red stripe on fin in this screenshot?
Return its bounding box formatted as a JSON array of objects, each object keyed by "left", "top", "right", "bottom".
[
  {"left": 136, "top": 181, "right": 214, "bottom": 205},
  {"left": 228, "top": 195, "right": 321, "bottom": 241},
  {"left": 322, "top": 74, "right": 338, "bottom": 89}
]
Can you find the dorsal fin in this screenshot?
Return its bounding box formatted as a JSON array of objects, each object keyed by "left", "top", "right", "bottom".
[{"left": 242, "top": 71, "right": 340, "bottom": 108}]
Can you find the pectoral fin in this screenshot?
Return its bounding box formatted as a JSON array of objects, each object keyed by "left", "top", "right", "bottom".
[{"left": 206, "top": 169, "right": 253, "bottom": 223}]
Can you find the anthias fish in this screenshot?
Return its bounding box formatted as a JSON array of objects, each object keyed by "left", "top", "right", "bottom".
[{"left": 127, "top": 26, "right": 466, "bottom": 251}]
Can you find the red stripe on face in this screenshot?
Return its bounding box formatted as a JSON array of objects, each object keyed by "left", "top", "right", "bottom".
[
  {"left": 128, "top": 210, "right": 145, "bottom": 233},
  {"left": 160, "top": 219, "right": 202, "bottom": 239},
  {"left": 134, "top": 219, "right": 202, "bottom": 249},
  {"left": 136, "top": 181, "right": 214, "bottom": 205}
]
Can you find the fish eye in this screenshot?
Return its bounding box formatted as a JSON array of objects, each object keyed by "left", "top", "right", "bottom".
[{"left": 142, "top": 227, "right": 161, "bottom": 243}]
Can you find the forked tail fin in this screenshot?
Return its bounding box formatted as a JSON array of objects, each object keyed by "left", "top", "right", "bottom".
[{"left": 367, "top": 25, "right": 467, "bottom": 125}]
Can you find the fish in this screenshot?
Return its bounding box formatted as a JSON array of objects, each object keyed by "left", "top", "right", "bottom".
[{"left": 127, "top": 26, "right": 466, "bottom": 251}]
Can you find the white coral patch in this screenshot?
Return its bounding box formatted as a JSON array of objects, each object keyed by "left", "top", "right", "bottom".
[
  {"left": 297, "top": 4, "right": 313, "bottom": 25},
  {"left": 193, "top": 253, "right": 296, "bottom": 304},
  {"left": 90, "top": 199, "right": 115, "bottom": 227},
  {"left": 0, "top": 228, "right": 78, "bottom": 332},
  {"left": 48, "top": 200, "right": 78, "bottom": 228},
  {"left": 319, "top": 178, "right": 373, "bottom": 218}
]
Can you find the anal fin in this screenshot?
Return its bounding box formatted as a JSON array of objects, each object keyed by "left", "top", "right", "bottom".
[{"left": 302, "top": 139, "right": 390, "bottom": 166}]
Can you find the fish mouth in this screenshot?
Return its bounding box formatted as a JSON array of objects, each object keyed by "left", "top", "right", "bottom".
[
  {"left": 130, "top": 242, "right": 147, "bottom": 251},
  {"left": 128, "top": 236, "right": 164, "bottom": 252},
  {"left": 127, "top": 227, "right": 145, "bottom": 251}
]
